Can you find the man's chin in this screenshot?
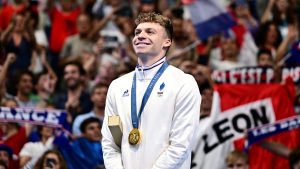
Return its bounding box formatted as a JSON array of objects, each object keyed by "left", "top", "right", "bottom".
[{"left": 67, "top": 84, "right": 80, "bottom": 90}]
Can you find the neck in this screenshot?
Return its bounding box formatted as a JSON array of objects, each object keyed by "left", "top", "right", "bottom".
[
  {"left": 41, "top": 136, "right": 50, "bottom": 144},
  {"left": 13, "top": 31, "right": 22, "bottom": 35},
  {"left": 79, "top": 33, "right": 88, "bottom": 39},
  {"left": 137, "top": 54, "right": 165, "bottom": 67},
  {"left": 38, "top": 90, "right": 50, "bottom": 100},
  {"left": 68, "top": 85, "right": 82, "bottom": 94},
  {"left": 17, "top": 92, "right": 29, "bottom": 102},
  {"left": 93, "top": 107, "right": 104, "bottom": 118}
]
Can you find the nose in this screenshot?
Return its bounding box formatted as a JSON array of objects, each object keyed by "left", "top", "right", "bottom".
[{"left": 137, "top": 31, "right": 146, "bottom": 39}]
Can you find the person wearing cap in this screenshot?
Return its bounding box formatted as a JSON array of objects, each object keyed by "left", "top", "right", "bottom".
[{"left": 101, "top": 12, "right": 201, "bottom": 169}]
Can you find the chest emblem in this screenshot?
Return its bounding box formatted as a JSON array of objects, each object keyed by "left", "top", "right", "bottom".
[
  {"left": 122, "top": 89, "right": 129, "bottom": 97},
  {"left": 157, "top": 82, "right": 165, "bottom": 97}
]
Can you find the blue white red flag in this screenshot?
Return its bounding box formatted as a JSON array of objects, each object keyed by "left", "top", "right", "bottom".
[{"left": 185, "top": 0, "right": 236, "bottom": 40}]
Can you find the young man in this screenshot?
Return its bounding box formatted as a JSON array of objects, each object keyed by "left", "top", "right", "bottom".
[
  {"left": 101, "top": 12, "right": 201, "bottom": 169},
  {"left": 54, "top": 61, "right": 93, "bottom": 122},
  {"left": 55, "top": 117, "right": 104, "bottom": 169},
  {"left": 13, "top": 70, "right": 37, "bottom": 107},
  {"left": 72, "top": 83, "right": 108, "bottom": 136}
]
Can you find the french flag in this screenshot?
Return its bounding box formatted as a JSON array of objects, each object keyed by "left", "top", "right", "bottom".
[{"left": 184, "top": 0, "right": 236, "bottom": 40}]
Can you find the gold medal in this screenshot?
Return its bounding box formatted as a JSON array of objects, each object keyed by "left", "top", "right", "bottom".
[{"left": 128, "top": 128, "right": 141, "bottom": 145}]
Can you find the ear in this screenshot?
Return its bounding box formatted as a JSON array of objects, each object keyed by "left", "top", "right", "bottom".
[{"left": 163, "top": 38, "right": 172, "bottom": 48}]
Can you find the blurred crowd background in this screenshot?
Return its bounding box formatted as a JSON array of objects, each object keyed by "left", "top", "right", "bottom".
[{"left": 0, "top": 0, "right": 300, "bottom": 168}]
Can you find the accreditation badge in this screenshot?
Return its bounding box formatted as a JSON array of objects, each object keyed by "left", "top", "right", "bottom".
[{"left": 128, "top": 128, "right": 141, "bottom": 145}]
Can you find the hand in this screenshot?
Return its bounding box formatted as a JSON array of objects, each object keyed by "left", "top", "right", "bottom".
[
  {"left": 65, "top": 99, "right": 80, "bottom": 109},
  {"left": 5, "top": 53, "right": 16, "bottom": 65},
  {"left": 7, "top": 23, "right": 14, "bottom": 32},
  {"left": 287, "top": 25, "right": 298, "bottom": 42},
  {"left": 82, "top": 51, "right": 96, "bottom": 70},
  {"left": 65, "top": 91, "right": 81, "bottom": 109}
]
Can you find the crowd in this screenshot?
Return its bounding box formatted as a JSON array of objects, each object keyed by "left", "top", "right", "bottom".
[{"left": 0, "top": 0, "right": 300, "bottom": 169}]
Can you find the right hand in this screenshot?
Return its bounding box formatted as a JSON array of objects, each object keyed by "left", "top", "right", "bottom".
[
  {"left": 287, "top": 25, "right": 298, "bottom": 42},
  {"left": 5, "top": 53, "right": 16, "bottom": 65}
]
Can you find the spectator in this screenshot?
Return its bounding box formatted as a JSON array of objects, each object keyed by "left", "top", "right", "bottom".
[
  {"left": 138, "top": 0, "right": 159, "bottom": 13},
  {"left": 94, "top": 60, "right": 118, "bottom": 86},
  {"left": 230, "top": 1, "right": 259, "bottom": 35},
  {"left": 257, "top": 48, "right": 274, "bottom": 67},
  {"left": 0, "top": 0, "right": 27, "bottom": 30},
  {"left": 167, "top": 7, "right": 198, "bottom": 66},
  {"left": 55, "top": 117, "right": 104, "bottom": 169},
  {"left": 73, "top": 83, "right": 108, "bottom": 136},
  {"left": 19, "top": 126, "right": 55, "bottom": 168},
  {"left": 225, "top": 150, "right": 249, "bottom": 169},
  {"left": 89, "top": 0, "right": 127, "bottom": 46},
  {"left": 192, "top": 64, "right": 212, "bottom": 90},
  {"left": 60, "top": 13, "right": 94, "bottom": 61},
  {"left": 255, "top": 21, "right": 282, "bottom": 57},
  {"left": 31, "top": 51, "right": 57, "bottom": 108},
  {"left": 0, "top": 98, "right": 32, "bottom": 169},
  {"left": 33, "top": 149, "right": 67, "bottom": 169},
  {"left": 0, "top": 98, "right": 32, "bottom": 151},
  {"left": 199, "top": 83, "right": 213, "bottom": 119},
  {"left": 48, "top": 0, "right": 80, "bottom": 54},
  {"left": 27, "top": 10, "right": 49, "bottom": 75},
  {"left": 261, "top": 0, "right": 297, "bottom": 38},
  {"left": 0, "top": 12, "right": 36, "bottom": 78},
  {"left": 209, "top": 36, "right": 245, "bottom": 70},
  {"left": 0, "top": 144, "right": 13, "bottom": 169},
  {"left": 12, "top": 70, "right": 37, "bottom": 107},
  {"left": 54, "top": 61, "right": 92, "bottom": 122}
]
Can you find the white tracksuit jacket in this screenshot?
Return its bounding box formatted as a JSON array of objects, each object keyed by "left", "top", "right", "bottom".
[{"left": 102, "top": 59, "right": 201, "bottom": 169}]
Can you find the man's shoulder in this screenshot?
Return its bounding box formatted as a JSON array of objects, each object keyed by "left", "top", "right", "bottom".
[
  {"left": 166, "top": 65, "right": 196, "bottom": 82},
  {"left": 65, "top": 34, "right": 80, "bottom": 43},
  {"left": 74, "top": 112, "right": 95, "bottom": 124},
  {"left": 110, "top": 71, "right": 134, "bottom": 86}
]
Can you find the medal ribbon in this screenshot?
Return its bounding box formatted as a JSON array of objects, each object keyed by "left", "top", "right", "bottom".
[{"left": 131, "top": 61, "right": 168, "bottom": 129}]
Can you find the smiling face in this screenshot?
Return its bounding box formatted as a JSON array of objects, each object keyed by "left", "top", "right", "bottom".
[
  {"left": 17, "top": 74, "right": 33, "bottom": 96},
  {"left": 132, "top": 22, "right": 171, "bottom": 63},
  {"left": 64, "top": 65, "right": 81, "bottom": 90}
]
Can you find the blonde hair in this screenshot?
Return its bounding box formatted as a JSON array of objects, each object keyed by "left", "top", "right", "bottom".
[
  {"left": 135, "top": 12, "right": 173, "bottom": 40},
  {"left": 225, "top": 150, "right": 248, "bottom": 164}
]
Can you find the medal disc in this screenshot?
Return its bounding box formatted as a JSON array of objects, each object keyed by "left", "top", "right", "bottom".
[{"left": 128, "top": 128, "right": 141, "bottom": 145}]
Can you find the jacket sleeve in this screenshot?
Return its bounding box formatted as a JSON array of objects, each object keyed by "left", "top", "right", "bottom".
[
  {"left": 152, "top": 75, "right": 201, "bottom": 169},
  {"left": 101, "top": 81, "right": 124, "bottom": 169}
]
